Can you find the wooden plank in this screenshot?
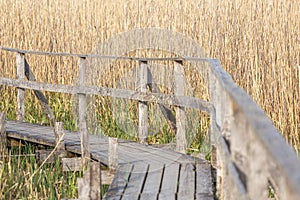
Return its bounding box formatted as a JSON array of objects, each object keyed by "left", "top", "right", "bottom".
[
  {"left": 16, "top": 53, "right": 25, "bottom": 121},
  {"left": 54, "top": 122, "right": 65, "bottom": 153},
  {"left": 104, "top": 163, "right": 133, "bottom": 200},
  {"left": 62, "top": 158, "right": 83, "bottom": 171},
  {"left": 122, "top": 162, "right": 149, "bottom": 200},
  {"left": 101, "top": 170, "right": 115, "bottom": 185},
  {"left": 108, "top": 137, "right": 118, "bottom": 170},
  {"left": 24, "top": 59, "right": 55, "bottom": 125},
  {"left": 0, "top": 77, "right": 211, "bottom": 112},
  {"left": 178, "top": 163, "right": 195, "bottom": 200},
  {"left": 89, "top": 162, "right": 102, "bottom": 200},
  {"left": 78, "top": 177, "right": 90, "bottom": 200},
  {"left": 78, "top": 57, "right": 89, "bottom": 168},
  {"left": 159, "top": 163, "right": 180, "bottom": 198},
  {"left": 196, "top": 163, "right": 213, "bottom": 200},
  {"left": 140, "top": 163, "right": 164, "bottom": 200},
  {"left": 138, "top": 61, "right": 148, "bottom": 144},
  {"left": 174, "top": 61, "right": 186, "bottom": 153},
  {"left": 36, "top": 149, "right": 60, "bottom": 164},
  {"left": 119, "top": 142, "right": 193, "bottom": 164},
  {"left": 0, "top": 112, "right": 7, "bottom": 155}
]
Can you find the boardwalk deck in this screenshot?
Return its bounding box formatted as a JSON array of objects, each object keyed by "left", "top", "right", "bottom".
[{"left": 6, "top": 120, "right": 213, "bottom": 200}]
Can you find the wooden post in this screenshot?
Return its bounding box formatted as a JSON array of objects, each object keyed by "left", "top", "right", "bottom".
[
  {"left": 174, "top": 60, "right": 186, "bottom": 153},
  {"left": 78, "top": 162, "right": 102, "bottom": 200},
  {"left": 0, "top": 112, "right": 7, "bottom": 155},
  {"left": 108, "top": 137, "right": 118, "bottom": 171},
  {"left": 138, "top": 60, "right": 148, "bottom": 144},
  {"left": 208, "top": 68, "right": 218, "bottom": 164},
  {"left": 78, "top": 57, "right": 89, "bottom": 168},
  {"left": 54, "top": 122, "right": 66, "bottom": 157},
  {"left": 16, "top": 53, "right": 25, "bottom": 121},
  {"left": 89, "top": 162, "right": 102, "bottom": 200}
]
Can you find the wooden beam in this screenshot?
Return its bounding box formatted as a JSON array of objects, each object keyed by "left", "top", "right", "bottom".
[
  {"left": 0, "top": 112, "right": 7, "bottom": 155},
  {"left": 174, "top": 61, "right": 186, "bottom": 153},
  {"left": 78, "top": 161, "right": 102, "bottom": 200},
  {"left": 147, "top": 71, "right": 177, "bottom": 133},
  {"left": 108, "top": 137, "right": 118, "bottom": 171},
  {"left": 16, "top": 53, "right": 25, "bottom": 121},
  {"left": 62, "top": 157, "right": 83, "bottom": 172},
  {"left": 24, "top": 59, "right": 55, "bottom": 125},
  {"left": 78, "top": 57, "right": 89, "bottom": 168},
  {"left": 138, "top": 61, "right": 148, "bottom": 144},
  {"left": 54, "top": 122, "right": 66, "bottom": 157},
  {"left": 0, "top": 77, "right": 211, "bottom": 112}
]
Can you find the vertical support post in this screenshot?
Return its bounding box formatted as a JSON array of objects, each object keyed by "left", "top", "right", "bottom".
[
  {"left": 174, "top": 60, "right": 186, "bottom": 153},
  {"left": 209, "top": 66, "right": 223, "bottom": 197},
  {"left": 54, "top": 122, "right": 66, "bottom": 157},
  {"left": 89, "top": 162, "right": 102, "bottom": 200},
  {"left": 0, "top": 112, "right": 7, "bottom": 155},
  {"left": 209, "top": 68, "right": 217, "bottom": 166},
  {"left": 78, "top": 57, "right": 89, "bottom": 168},
  {"left": 16, "top": 53, "right": 25, "bottom": 121},
  {"left": 108, "top": 137, "right": 118, "bottom": 171},
  {"left": 138, "top": 60, "right": 148, "bottom": 144},
  {"left": 78, "top": 162, "right": 102, "bottom": 200}
]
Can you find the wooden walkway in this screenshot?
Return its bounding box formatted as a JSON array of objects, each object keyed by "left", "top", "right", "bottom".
[
  {"left": 2, "top": 46, "right": 300, "bottom": 199},
  {"left": 6, "top": 120, "right": 213, "bottom": 200}
]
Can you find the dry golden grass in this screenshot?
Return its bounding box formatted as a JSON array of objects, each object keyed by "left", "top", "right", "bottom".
[{"left": 0, "top": 0, "right": 299, "bottom": 149}]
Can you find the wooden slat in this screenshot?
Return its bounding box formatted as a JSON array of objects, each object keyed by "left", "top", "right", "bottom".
[
  {"left": 140, "top": 163, "right": 164, "bottom": 200},
  {"left": 159, "top": 163, "right": 180, "bottom": 199},
  {"left": 196, "top": 163, "right": 214, "bottom": 200},
  {"left": 122, "top": 162, "right": 149, "bottom": 200},
  {"left": 178, "top": 163, "right": 195, "bottom": 200},
  {"left": 104, "top": 163, "right": 133, "bottom": 200}
]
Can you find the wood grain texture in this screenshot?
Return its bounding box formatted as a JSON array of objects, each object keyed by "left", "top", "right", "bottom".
[
  {"left": 78, "top": 57, "right": 89, "bottom": 167},
  {"left": 122, "top": 162, "right": 149, "bottom": 200},
  {"left": 178, "top": 163, "right": 195, "bottom": 199},
  {"left": 138, "top": 61, "right": 148, "bottom": 144},
  {"left": 108, "top": 137, "right": 118, "bottom": 170},
  {"left": 0, "top": 113, "right": 7, "bottom": 154},
  {"left": 16, "top": 53, "right": 25, "bottom": 121},
  {"left": 104, "top": 163, "right": 133, "bottom": 200},
  {"left": 174, "top": 61, "right": 186, "bottom": 153},
  {"left": 0, "top": 77, "right": 211, "bottom": 112}
]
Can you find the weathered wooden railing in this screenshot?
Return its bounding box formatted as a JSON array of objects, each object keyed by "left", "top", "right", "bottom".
[
  {"left": 1, "top": 46, "right": 300, "bottom": 199},
  {"left": 208, "top": 60, "right": 300, "bottom": 200}
]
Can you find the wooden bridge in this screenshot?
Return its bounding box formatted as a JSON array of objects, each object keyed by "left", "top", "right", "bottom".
[{"left": 1, "top": 46, "right": 300, "bottom": 200}]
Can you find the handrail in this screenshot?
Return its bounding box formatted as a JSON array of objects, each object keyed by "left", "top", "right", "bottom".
[
  {"left": 0, "top": 46, "right": 212, "bottom": 61},
  {"left": 0, "top": 77, "right": 211, "bottom": 112},
  {"left": 209, "top": 59, "right": 300, "bottom": 200}
]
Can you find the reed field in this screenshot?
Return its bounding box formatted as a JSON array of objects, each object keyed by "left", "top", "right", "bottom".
[{"left": 0, "top": 0, "right": 299, "bottom": 198}]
